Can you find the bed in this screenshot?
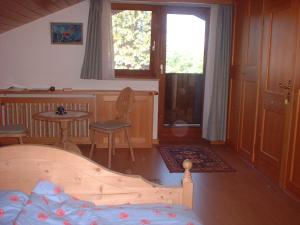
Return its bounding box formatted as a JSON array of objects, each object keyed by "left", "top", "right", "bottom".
[{"left": 0, "top": 144, "right": 200, "bottom": 224}]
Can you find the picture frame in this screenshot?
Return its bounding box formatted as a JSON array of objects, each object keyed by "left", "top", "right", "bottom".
[{"left": 50, "top": 22, "right": 83, "bottom": 44}]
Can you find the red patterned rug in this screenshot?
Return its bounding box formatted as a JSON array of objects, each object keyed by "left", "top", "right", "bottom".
[{"left": 157, "top": 145, "right": 235, "bottom": 173}]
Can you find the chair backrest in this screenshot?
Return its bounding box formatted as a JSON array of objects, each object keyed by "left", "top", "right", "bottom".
[{"left": 115, "top": 87, "right": 134, "bottom": 122}]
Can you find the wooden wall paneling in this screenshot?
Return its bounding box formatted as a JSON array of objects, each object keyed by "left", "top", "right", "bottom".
[
  {"left": 13, "top": 0, "right": 51, "bottom": 15},
  {"left": 256, "top": 0, "right": 298, "bottom": 184},
  {"left": 50, "top": 0, "right": 69, "bottom": 9},
  {"left": 0, "top": 4, "right": 32, "bottom": 24},
  {"left": 0, "top": 15, "right": 23, "bottom": 27},
  {"left": 0, "top": 0, "right": 42, "bottom": 20},
  {"left": 0, "top": 0, "right": 84, "bottom": 34}
]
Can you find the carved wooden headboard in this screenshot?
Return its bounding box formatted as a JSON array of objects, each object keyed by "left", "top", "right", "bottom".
[{"left": 0, "top": 144, "right": 194, "bottom": 208}]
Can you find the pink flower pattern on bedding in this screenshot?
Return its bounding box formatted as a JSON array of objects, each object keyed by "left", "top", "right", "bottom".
[
  {"left": 0, "top": 180, "right": 202, "bottom": 225},
  {"left": 0, "top": 191, "right": 28, "bottom": 224}
]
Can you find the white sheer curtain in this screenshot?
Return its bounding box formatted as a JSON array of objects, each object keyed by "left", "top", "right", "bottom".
[
  {"left": 81, "top": 0, "right": 115, "bottom": 80},
  {"left": 202, "top": 5, "right": 232, "bottom": 142}
]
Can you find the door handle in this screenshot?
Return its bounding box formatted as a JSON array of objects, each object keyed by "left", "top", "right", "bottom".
[
  {"left": 279, "top": 80, "right": 292, "bottom": 90},
  {"left": 279, "top": 80, "right": 292, "bottom": 105}
]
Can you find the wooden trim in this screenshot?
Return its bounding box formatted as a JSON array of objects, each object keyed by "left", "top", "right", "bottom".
[
  {"left": 0, "top": 89, "right": 157, "bottom": 95},
  {"left": 0, "top": 144, "right": 194, "bottom": 208}
]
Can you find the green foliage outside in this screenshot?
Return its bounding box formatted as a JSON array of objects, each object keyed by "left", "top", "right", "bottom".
[
  {"left": 166, "top": 51, "right": 204, "bottom": 74},
  {"left": 112, "top": 10, "right": 151, "bottom": 70},
  {"left": 112, "top": 10, "right": 204, "bottom": 74}
]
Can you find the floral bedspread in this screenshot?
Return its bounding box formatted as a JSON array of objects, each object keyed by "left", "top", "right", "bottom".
[{"left": 0, "top": 180, "right": 202, "bottom": 225}]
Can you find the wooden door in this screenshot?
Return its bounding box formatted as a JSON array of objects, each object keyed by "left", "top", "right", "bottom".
[
  {"left": 286, "top": 4, "right": 300, "bottom": 198},
  {"left": 256, "top": 0, "right": 298, "bottom": 183}
]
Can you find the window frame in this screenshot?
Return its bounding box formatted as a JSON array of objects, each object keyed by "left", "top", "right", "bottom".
[
  {"left": 111, "top": 4, "right": 210, "bottom": 79},
  {"left": 111, "top": 3, "right": 160, "bottom": 79}
]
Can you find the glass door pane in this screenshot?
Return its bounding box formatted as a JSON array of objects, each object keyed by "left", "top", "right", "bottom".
[{"left": 164, "top": 13, "right": 206, "bottom": 127}]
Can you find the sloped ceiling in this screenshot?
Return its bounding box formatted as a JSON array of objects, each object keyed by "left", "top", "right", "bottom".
[{"left": 0, "top": 0, "right": 83, "bottom": 34}]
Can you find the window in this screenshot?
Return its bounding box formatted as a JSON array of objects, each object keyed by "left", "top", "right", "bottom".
[
  {"left": 111, "top": 4, "right": 209, "bottom": 79},
  {"left": 112, "top": 4, "right": 157, "bottom": 78},
  {"left": 112, "top": 10, "right": 151, "bottom": 70}
]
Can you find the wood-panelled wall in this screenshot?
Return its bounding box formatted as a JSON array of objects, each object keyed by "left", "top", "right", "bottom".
[
  {"left": 0, "top": 90, "right": 154, "bottom": 148},
  {"left": 228, "top": 0, "right": 300, "bottom": 200}
]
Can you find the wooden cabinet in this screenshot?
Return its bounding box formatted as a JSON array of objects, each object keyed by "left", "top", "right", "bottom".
[
  {"left": 229, "top": 0, "right": 300, "bottom": 199},
  {"left": 0, "top": 90, "right": 154, "bottom": 148},
  {"left": 228, "top": 0, "right": 262, "bottom": 162}
]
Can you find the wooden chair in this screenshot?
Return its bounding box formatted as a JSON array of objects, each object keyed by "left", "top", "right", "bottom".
[
  {"left": 89, "top": 87, "right": 135, "bottom": 168},
  {"left": 0, "top": 125, "right": 28, "bottom": 144}
]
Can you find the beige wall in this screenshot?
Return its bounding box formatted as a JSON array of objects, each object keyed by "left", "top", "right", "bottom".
[{"left": 0, "top": 0, "right": 159, "bottom": 138}]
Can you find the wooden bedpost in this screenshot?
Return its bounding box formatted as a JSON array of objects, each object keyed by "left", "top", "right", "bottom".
[{"left": 182, "top": 159, "right": 193, "bottom": 209}]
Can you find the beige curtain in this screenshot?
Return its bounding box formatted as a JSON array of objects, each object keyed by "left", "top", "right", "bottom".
[{"left": 81, "top": 0, "right": 114, "bottom": 80}]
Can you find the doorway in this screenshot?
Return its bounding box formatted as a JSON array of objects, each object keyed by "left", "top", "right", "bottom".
[{"left": 158, "top": 6, "right": 210, "bottom": 143}]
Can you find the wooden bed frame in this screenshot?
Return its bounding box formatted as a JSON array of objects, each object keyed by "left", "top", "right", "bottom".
[{"left": 0, "top": 144, "right": 194, "bottom": 208}]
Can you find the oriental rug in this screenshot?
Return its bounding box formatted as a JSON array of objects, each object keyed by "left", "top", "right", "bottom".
[{"left": 157, "top": 145, "right": 235, "bottom": 173}]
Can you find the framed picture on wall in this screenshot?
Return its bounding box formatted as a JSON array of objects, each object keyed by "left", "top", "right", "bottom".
[{"left": 50, "top": 22, "right": 83, "bottom": 44}]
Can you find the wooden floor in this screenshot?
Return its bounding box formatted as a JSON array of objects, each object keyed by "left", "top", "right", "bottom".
[{"left": 80, "top": 144, "right": 300, "bottom": 225}]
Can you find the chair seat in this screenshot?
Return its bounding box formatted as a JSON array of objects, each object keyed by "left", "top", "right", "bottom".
[
  {"left": 0, "top": 125, "right": 27, "bottom": 135},
  {"left": 89, "top": 120, "right": 130, "bottom": 131}
]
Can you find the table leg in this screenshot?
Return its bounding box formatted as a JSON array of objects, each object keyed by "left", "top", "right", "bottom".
[
  {"left": 60, "top": 121, "right": 68, "bottom": 149},
  {"left": 55, "top": 121, "right": 82, "bottom": 155}
]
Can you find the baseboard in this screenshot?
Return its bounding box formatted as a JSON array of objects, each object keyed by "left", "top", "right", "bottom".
[
  {"left": 153, "top": 139, "right": 159, "bottom": 145},
  {"left": 210, "top": 140, "right": 226, "bottom": 145}
]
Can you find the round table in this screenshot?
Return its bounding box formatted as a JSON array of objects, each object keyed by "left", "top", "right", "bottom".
[{"left": 33, "top": 111, "right": 91, "bottom": 155}]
